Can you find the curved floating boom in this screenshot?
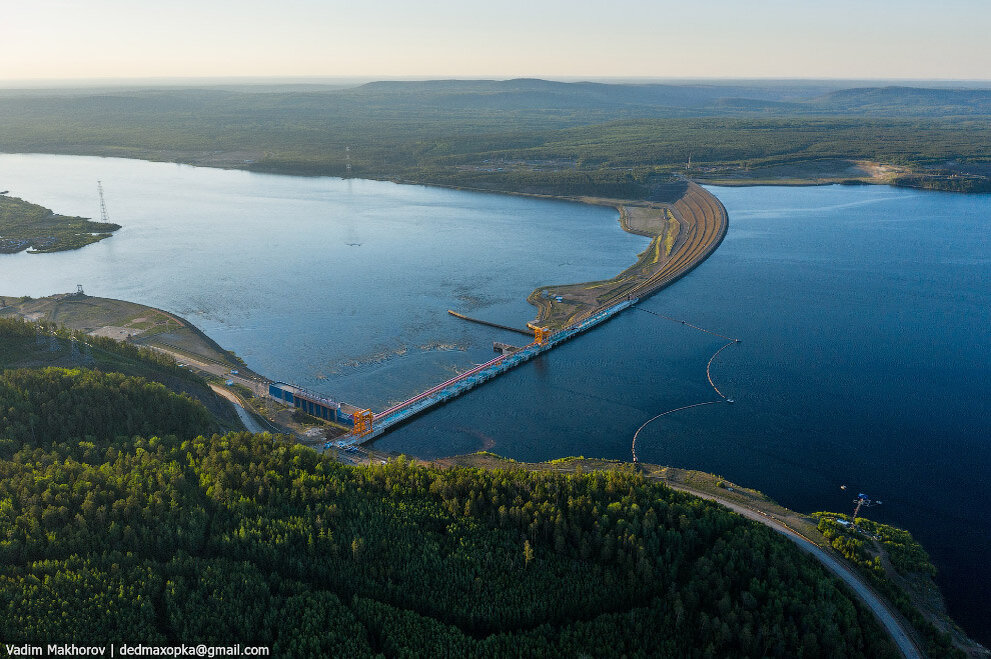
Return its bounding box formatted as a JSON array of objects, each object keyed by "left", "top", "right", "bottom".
[{"left": 631, "top": 312, "right": 742, "bottom": 462}]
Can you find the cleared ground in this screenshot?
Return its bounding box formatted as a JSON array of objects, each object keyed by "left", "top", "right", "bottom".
[
  {"left": 528, "top": 182, "right": 728, "bottom": 329},
  {"left": 0, "top": 292, "right": 355, "bottom": 441},
  {"left": 0, "top": 292, "right": 254, "bottom": 374},
  {"left": 694, "top": 158, "right": 911, "bottom": 187}
]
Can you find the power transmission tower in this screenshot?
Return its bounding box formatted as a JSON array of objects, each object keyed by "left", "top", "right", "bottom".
[
  {"left": 851, "top": 492, "right": 882, "bottom": 528},
  {"left": 97, "top": 181, "right": 110, "bottom": 223},
  {"left": 345, "top": 147, "right": 352, "bottom": 177}
]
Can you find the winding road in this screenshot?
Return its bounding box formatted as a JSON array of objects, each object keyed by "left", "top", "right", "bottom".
[
  {"left": 630, "top": 307, "right": 922, "bottom": 657},
  {"left": 209, "top": 383, "right": 266, "bottom": 434},
  {"left": 665, "top": 481, "right": 924, "bottom": 659}
]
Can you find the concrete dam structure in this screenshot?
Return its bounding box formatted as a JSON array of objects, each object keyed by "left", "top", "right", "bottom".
[
  {"left": 268, "top": 381, "right": 362, "bottom": 426},
  {"left": 263, "top": 183, "right": 728, "bottom": 447}
]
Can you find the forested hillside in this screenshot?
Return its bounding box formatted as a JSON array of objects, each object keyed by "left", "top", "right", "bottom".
[
  {"left": 0, "top": 316, "right": 238, "bottom": 427},
  {"left": 0, "top": 366, "right": 902, "bottom": 657},
  {"left": 1, "top": 81, "right": 990, "bottom": 196}
]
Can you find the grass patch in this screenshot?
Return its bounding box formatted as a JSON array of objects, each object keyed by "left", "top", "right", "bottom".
[{"left": 0, "top": 195, "right": 120, "bottom": 254}]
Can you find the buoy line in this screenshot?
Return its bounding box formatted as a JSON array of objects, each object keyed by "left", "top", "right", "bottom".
[
  {"left": 632, "top": 310, "right": 741, "bottom": 463},
  {"left": 631, "top": 401, "right": 724, "bottom": 464},
  {"left": 638, "top": 308, "right": 739, "bottom": 342},
  {"left": 706, "top": 340, "right": 737, "bottom": 400}
]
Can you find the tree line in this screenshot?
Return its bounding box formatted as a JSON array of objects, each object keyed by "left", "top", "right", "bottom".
[{"left": 0, "top": 366, "right": 912, "bottom": 656}]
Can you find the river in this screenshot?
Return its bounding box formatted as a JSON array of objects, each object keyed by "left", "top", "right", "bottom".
[
  {"left": 1, "top": 154, "right": 988, "bottom": 642},
  {"left": 0, "top": 153, "right": 643, "bottom": 408}
]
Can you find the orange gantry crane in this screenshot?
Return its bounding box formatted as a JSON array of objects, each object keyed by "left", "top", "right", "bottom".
[
  {"left": 527, "top": 323, "right": 552, "bottom": 345},
  {"left": 351, "top": 409, "right": 375, "bottom": 437}
]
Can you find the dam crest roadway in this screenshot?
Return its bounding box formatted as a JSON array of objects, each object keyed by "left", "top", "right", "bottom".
[{"left": 260, "top": 182, "right": 731, "bottom": 448}]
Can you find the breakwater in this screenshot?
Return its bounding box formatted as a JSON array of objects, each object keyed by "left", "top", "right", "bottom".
[
  {"left": 335, "top": 299, "right": 638, "bottom": 445},
  {"left": 446, "top": 310, "right": 532, "bottom": 336}
]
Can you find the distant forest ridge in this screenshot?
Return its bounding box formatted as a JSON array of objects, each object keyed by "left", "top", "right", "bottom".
[
  {"left": 1, "top": 78, "right": 990, "bottom": 196},
  {"left": 348, "top": 79, "right": 991, "bottom": 115},
  {"left": 6, "top": 78, "right": 991, "bottom": 115}
]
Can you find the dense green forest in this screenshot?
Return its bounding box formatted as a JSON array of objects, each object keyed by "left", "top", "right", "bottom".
[
  {"left": 1, "top": 80, "right": 990, "bottom": 197},
  {"left": 0, "top": 365, "right": 908, "bottom": 657},
  {"left": 0, "top": 316, "right": 238, "bottom": 427},
  {"left": 814, "top": 514, "right": 963, "bottom": 657}
]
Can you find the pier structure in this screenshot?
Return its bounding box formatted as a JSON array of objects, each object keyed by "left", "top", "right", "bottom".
[
  {"left": 446, "top": 309, "right": 531, "bottom": 335},
  {"left": 261, "top": 183, "right": 729, "bottom": 448},
  {"left": 327, "top": 299, "right": 636, "bottom": 447}
]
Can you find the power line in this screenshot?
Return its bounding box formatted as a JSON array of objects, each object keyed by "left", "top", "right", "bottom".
[{"left": 97, "top": 180, "right": 110, "bottom": 223}]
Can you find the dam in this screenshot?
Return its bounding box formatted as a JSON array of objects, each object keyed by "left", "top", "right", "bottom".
[{"left": 262, "top": 182, "right": 730, "bottom": 447}]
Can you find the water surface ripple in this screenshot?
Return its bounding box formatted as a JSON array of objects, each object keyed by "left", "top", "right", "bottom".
[{"left": 1, "top": 155, "right": 987, "bottom": 643}]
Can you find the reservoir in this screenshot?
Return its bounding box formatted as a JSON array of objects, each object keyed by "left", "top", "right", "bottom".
[
  {"left": 0, "top": 154, "right": 988, "bottom": 642},
  {"left": 0, "top": 153, "right": 644, "bottom": 409}
]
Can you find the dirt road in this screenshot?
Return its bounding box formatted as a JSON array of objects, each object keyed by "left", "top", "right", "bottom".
[
  {"left": 148, "top": 344, "right": 268, "bottom": 396},
  {"left": 209, "top": 383, "right": 266, "bottom": 433},
  {"left": 666, "top": 481, "right": 923, "bottom": 659}
]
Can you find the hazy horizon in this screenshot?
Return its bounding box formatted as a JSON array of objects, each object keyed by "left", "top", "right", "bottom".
[
  {"left": 2, "top": 75, "right": 991, "bottom": 92},
  {"left": 5, "top": 1, "right": 990, "bottom": 81}
]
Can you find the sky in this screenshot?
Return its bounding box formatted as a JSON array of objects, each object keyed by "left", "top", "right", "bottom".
[{"left": 3, "top": 0, "right": 990, "bottom": 82}]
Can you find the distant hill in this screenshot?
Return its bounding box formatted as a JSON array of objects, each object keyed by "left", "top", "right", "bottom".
[
  {"left": 1, "top": 78, "right": 990, "bottom": 194},
  {"left": 812, "top": 86, "right": 991, "bottom": 115},
  {"left": 3, "top": 79, "right": 991, "bottom": 123},
  {"left": 347, "top": 78, "right": 840, "bottom": 113}
]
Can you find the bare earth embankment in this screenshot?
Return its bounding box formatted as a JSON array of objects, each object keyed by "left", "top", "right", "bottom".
[
  {"left": 0, "top": 292, "right": 271, "bottom": 422},
  {"left": 0, "top": 292, "right": 260, "bottom": 379},
  {"left": 528, "top": 182, "right": 728, "bottom": 329}
]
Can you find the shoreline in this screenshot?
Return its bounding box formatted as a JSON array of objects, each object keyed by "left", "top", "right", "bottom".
[
  {"left": 2, "top": 291, "right": 983, "bottom": 656},
  {"left": 0, "top": 191, "right": 121, "bottom": 254},
  {"left": 439, "top": 453, "right": 986, "bottom": 658},
  {"left": 5, "top": 148, "right": 989, "bottom": 198},
  {"left": 1, "top": 153, "right": 985, "bottom": 654}
]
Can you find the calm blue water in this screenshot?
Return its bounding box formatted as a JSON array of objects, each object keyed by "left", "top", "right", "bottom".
[
  {"left": 0, "top": 153, "right": 643, "bottom": 409},
  {"left": 377, "top": 183, "right": 991, "bottom": 641},
  {"left": 1, "top": 155, "right": 988, "bottom": 641}
]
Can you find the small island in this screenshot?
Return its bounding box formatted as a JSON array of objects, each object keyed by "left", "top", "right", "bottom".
[{"left": 0, "top": 193, "right": 120, "bottom": 254}]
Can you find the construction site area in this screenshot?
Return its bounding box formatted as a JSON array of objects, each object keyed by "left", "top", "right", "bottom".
[
  {"left": 317, "top": 181, "right": 729, "bottom": 446},
  {"left": 528, "top": 182, "right": 729, "bottom": 329}
]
